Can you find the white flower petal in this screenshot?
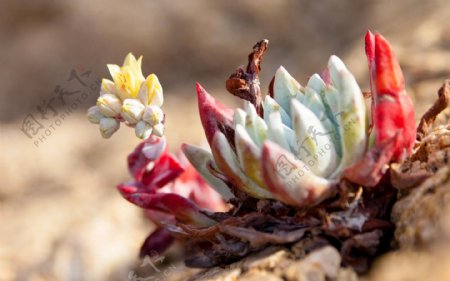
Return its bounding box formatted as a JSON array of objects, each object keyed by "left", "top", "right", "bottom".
[
  {"left": 87, "top": 106, "right": 104, "bottom": 124},
  {"left": 142, "top": 106, "right": 164, "bottom": 126},
  {"left": 152, "top": 123, "right": 165, "bottom": 137},
  {"left": 97, "top": 93, "right": 122, "bottom": 117},
  {"left": 107, "top": 64, "right": 120, "bottom": 80},
  {"left": 138, "top": 74, "right": 163, "bottom": 106},
  {"left": 99, "top": 118, "right": 120, "bottom": 138},
  {"left": 121, "top": 99, "right": 145, "bottom": 125},
  {"left": 100, "top": 79, "right": 118, "bottom": 96},
  {"left": 135, "top": 120, "right": 152, "bottom": 139}
]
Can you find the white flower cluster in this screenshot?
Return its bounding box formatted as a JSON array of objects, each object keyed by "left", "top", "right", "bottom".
[{"left": 87, "top": 53, "right": 164, "bottom": 139}]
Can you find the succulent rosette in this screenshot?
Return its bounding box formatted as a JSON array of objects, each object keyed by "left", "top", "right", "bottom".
[
  {"left": 183, "top": 32, "right": 414, "bottom": 209},
  {"left": 88, "top": 31, "right": 422, "bottom": 272},
  {"left": 184, "top": 56, "right": 366, "bottom": 207}
]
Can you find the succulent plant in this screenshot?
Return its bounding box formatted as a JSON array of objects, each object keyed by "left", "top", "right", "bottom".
[
  {"left": 185, "top": 52, "right": 367, "bottom": 208},
  {"left": 88, "top": 31, "right": 420, "bottom": 273},
  {"left": 183, "top": 32, "right": 414, "bottom": 208}
]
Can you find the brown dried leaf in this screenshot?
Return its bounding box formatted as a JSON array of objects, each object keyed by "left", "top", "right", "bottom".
[
  {"left": 226, "top": 40, "right": 268, "bottom": 115},
  {"left": 416, "top": 80, "right": 450, "bottom": 141}
]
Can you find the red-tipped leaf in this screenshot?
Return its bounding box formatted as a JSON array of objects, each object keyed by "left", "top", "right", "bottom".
[
  {"left": 196, "top": 83, "right": 234, "bottom": 145},
  {"left": 365, "top": 31, "right": 416, "bottom": 161},
  {"left": 124, "top": 192, "right": 216, "bottom": 227}
]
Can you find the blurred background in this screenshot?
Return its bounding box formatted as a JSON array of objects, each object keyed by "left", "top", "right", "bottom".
[{"left": 1, "top": 0, "right": 450, "bottom": 280}]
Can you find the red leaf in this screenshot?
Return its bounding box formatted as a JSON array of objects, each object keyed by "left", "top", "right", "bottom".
[
  {"left": 117, "top": 181, "right": 141, "bottom": 196},
  {"left": 139, "top": 228, "right": 175, "bottom": 258},
  {"left": 344, "top": 134, "right": 400, "bottom": 187},
  {"left": 196, "top": 83, "right": 234, "bottom": 145},
  {"left": 141, "top": 153, "right": 184, "bottom": 189},
  {"left": 365, "top": 31, "right": 416, "bottom": 162},
  {"left": 128, "top": 136, "right": 167, "bottom": 181},
  {"left": 123, "top": 192, "right": 216, "bottom": 226}
]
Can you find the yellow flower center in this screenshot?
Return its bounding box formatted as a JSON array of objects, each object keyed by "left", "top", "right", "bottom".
[{"left": 114, "top": 66, "right": 141, "bottom": 98}]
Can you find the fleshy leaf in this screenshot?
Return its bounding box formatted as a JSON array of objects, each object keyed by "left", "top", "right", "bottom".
[
  {"left": 322, "top": 86, "right": 340, "bottom": 121},
  {"left": 305, "top": 73, "right": 326, "bottom": 95},
  {"left": 311, "top": 73, "right": 342, "bottom": 157},
  {"left": 243, "top": 101, "right": 268, "bottom": 147},
  {"left": 128, "top": 136, "right": 167, "bottom": 181},
  {"left": 123, "top": 192, "right": 216, "bottom": 227},
  {"left": 302, "top": 85, "right": 337, "bottom": 145},
  {"left": 211, "top": 132, "right": 273, "bottom": 199},
  {"left": 365, "top": 31, "right": 375, "bottom": 127},
  {"left": 343, "top": 134, "right": 400, "bottom": 187},
  {"left": 291, "top": 99, "right": 339, "bottom": 178},
  {"left": 267, "top": 110, "right": 296, "bottom": 153},
  {"left": 327, "top": 57, "right": 367, "bottom": 178},
  {"left": 234, "top": 125, "right": 267, "bottom": 188},
  {"left": 117, "top": 181, "right": 141, "bottom": 196},
  {"left": 261, "top": 141, "right": 337, "bottom": 207},
  {"left": 234, "top": 108, "right": 246, "bottom": 128},
  {"left": 263, "top": 95, "right": 292, "bottom": 127},
  {"left": 141, "top": 153, "right": 185, "bottom": 189},
  {"left": 303, "top": 86, "right": 328, "bottom": 121},
  {"left": 139, "top": 228, "right": 175, "bottom": 258},
  {"left": 196, "top": 83, "right": 234, "bottom": 145},
  {"left": 328, "top": 55, "right": 347, "bottom": 87},
  {"left": 181, "top": 143, "right": 235, "bottom": 201},
  {"left": 273, "top": 66, "right": 302, "bottom": 115},
  {"left": 366, "top": 31, "right": 416, "bottom": 161}
]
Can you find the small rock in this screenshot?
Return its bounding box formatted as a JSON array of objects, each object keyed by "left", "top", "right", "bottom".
[
  {"left": 392, "top": 167, "right": 450, "bottom": 248},
  {"left": 242, "top": 247, "right": 290, "bottom": 271},
  {"left": 336, "top": 268, "right": 359, "bottom": 281},
  {"left": 185, "top": 266, "right": 241, "bottom": 281},
  {"left": 283, "top": 246, "right": 342, "bottom": 281},
  {"left": 240, "top": 271, "right": 284, "bottom": 281}
]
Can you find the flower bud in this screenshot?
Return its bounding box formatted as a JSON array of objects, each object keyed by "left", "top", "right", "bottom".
[
  {"left": 143, "top": 106, "right": 164, "bottom": 126},
  {"left": 97, "top": 93, "right": 122, "bottom": 117},
  {"left": 99, "top": 117, "right": 120, "bottom": 138},
  {"left": 87, "top": 106, "right": 104, "bottom": 124},
  {"left": 121, "top": 99, "right": 145, "bottom": 125},
  {"left": 138, "top": 74, "right": 163, "bottom": 106},
  {"left": 152, "top": 123, "right": 165, "bottom": 137},
  {"left": 100, "top": 79, "right": 118, "bottom": 96},
  {"left": 135, "top": 120, "right": 152, "bottom": 139}
]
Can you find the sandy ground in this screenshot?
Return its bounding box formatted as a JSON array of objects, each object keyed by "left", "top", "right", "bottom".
[{"left": 0, "top": 93, "right": 237, "bottom": 281}]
